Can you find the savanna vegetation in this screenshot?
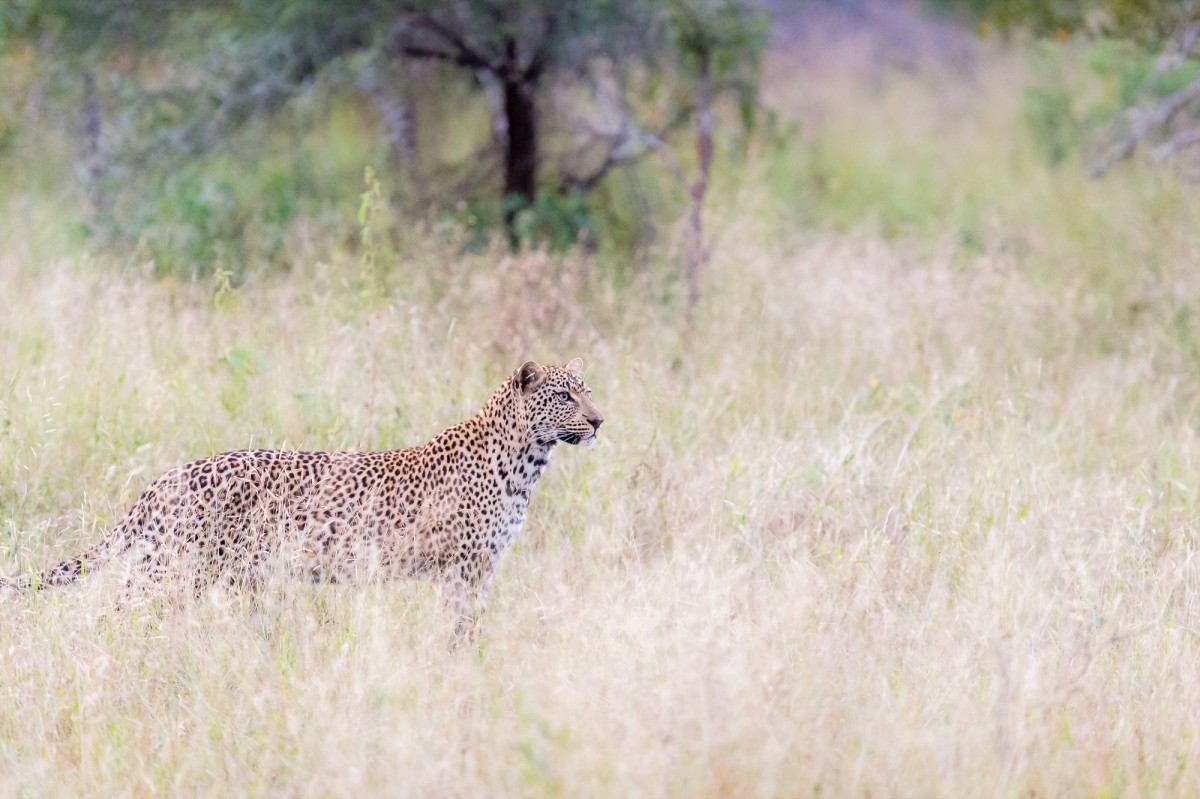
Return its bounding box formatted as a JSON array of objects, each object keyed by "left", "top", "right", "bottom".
[{"left": 3, "top": 1, "right": 1200, "bottom": 796}]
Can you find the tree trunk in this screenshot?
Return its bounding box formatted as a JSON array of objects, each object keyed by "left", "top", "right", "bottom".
[
  {"left": 479, "top": 70, "right": 507, "bottom": 152},
  {"left": 377, "top": 62, "right": 421, "bottom": 190},
  {"left": 685, "top": 51, "right": 713, "bottom": 323},
  {"left": 502, "top": 76, "right": 538, "bottom": 235},
  {"left": 81, "top": 70, "right": 104, "bottom": 219}
]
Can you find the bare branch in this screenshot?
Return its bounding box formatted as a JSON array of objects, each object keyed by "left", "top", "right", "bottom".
[
  {"left": 557, "top": 58, "right": 693, "bottom": 191},
  {"left": 393, "top": 43, "right": 488, "bottom": 70},
  {"left": 1089, "top": 75, "right": 1200, "bottom": 178},
  {"left": 1150, "top": 126, "right": 1200, "bottom": 162},
  {"left": 524, "top": 10, "right": 557, "bottom": 83},
  {"left": 414, "top": 13, "right": 495, "bottom": 67},
  {"left": 639, "top": 130, "right": 688, "bottom": 188},
  {"left": 385, "top": 11, "right": 496, "bottom": 73},
  {"left": 1182, "top": 22, "right": 1200, "bottom": 58},
  {"left": 560, "top": 107, "right": 690, "bottom": 192},
  {"left": 1157, "top": 22, "right": 1200, "bottom": 72}
]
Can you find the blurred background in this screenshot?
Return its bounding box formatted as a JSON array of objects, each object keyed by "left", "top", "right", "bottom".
[
  {"left": 2, "top": 0, "right": 1197, "bottom": 303},
  {"left": 8, "top": 5, "right": 1200, "bottom": 794}
]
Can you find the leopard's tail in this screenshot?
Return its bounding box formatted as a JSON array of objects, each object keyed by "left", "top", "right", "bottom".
[
  {"left": 2, "top": 523, "right": 135, "bottom": 593},
  {"left": 35, "top": 537, "right": 120, "bottom": 589}
]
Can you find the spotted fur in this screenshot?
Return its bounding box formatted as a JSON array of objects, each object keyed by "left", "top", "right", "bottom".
[{"left": 2, "top": 359, "right": 603, "bottom": 636}]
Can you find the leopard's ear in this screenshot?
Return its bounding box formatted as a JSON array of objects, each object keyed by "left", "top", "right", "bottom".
[
  {"left": 565, "top": 357, "right": 584, "bottom": 377},
  {"left": 516, "top": 361, "right": 547, "bottom": 393}
]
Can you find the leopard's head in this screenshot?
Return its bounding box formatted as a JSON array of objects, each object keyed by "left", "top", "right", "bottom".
[{"left": 515, "top": 357, "right": 604, "bottom": 447}]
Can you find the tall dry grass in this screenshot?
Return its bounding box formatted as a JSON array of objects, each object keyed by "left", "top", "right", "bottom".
[{"left": 3, "top": 36, "right": 1200, "bottom": 798}]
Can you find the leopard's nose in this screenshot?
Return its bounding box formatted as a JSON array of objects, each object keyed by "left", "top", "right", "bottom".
[{"left": 590, "top": 417, "right": 604, "bottom": 431}]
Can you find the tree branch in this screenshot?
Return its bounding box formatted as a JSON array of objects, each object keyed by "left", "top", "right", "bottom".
[
  {"left": 1089, "top": 75, "right": 1200, "bottom": 178},
  {"left": 393, "top": 43, "right": 488, "bottom": 70},
  {"left": 524, "top": 10, "right": 557, "bottom": 83},
  {"left": 560, "top": 106, "right": 691, "bottom": 193},
  {"left": 386, "top": 11, "right": 496, "bottom": 73},
  {"left": 1150, "top": 125, "right": 1200, "bottom": 162},
  {"left": 1181, "top": 22, "right": 1200, "bottom": 58}
]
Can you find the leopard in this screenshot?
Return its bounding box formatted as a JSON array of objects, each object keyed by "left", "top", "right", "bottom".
[{"left": 0, "top": 358, "right": 603, "bottom": 637}]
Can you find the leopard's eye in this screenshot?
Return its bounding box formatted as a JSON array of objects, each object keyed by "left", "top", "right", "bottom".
[{"left": 558, "top": 391, "right": 572, "bottom": 401}]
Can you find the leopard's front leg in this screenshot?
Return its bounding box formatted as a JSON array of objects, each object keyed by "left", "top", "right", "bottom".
[{"left": 441, "top": 560, "right": 493, "bottom": 645}]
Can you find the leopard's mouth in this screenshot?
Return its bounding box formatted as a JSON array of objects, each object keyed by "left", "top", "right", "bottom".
[{"left": 555, "top": 430, "right": 599, "bottom": 446}]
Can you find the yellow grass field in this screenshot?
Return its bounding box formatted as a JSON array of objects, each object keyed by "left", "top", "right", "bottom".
[{"left": 3, "top": 29, "right": 1200, "bottom": 798}]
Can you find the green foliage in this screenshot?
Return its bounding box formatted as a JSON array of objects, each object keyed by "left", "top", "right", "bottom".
[
  {"left": 139, "top": 173, "right": 243, "bottom": 277},
  {"left": 441, "top": 191, "right": 593, "bottom": 254},
  {"left": 1, "top": 0, "right": 766, "bottom": 278},
  {"left": 511, "top": 192, "right": 593, "bottom": 254},
  {"left": 9, "top": 0, "right": 179, "bottom": 56},
  {"left": 769, "top": 129, "right": 964, "bottom": 241},
  {"left": 665, "top": 0, "right": 767, "bottom": 136},
  {"left": 110, "top": 156, "right": 332, "bottom": 279},
  {"left": 1144, "top": 57, "right": 1200, "bottom": 98},
  {"left": 0, "top": 0, "right": 38, "bottom": 41},
  {"left": 587, "top": 163, "right": 680, "bottom": 270},
  {"left": 934, "top": 0, "right": 1088, "bottom": 34},
  {"left": 212, "top": 266, "right": 240, "bottom": 312},
  {"left": 939, "top": 0, "right": 1200, "bottom": 180},
  {"left": 933, "top": 0, "right": 1196, "bottom": 41},
  {"left": 1024, "top": 84, "right": 1080, "bottom": 164},
  {"left": 1087, "top": 37, "right": 1200, "bottom": 104},
  {"left": 1023, "top": 45, "right": 1083, "bottom": 165},
  {"left": 667, "top": 0, "right": 768, "bottom": 78},
  {"left": 0, "top": 57, "right": 24, "bottom": 158},
  {"left": 357, "top": 165, "right": 386, "bottom": 291},
  {"left": 1086, "top": 39, "right": 1154, "bottom": 108}
]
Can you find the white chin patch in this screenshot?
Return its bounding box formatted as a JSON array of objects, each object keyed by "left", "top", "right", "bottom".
[{"left": 581, "top": 434, "right": 599, "bottom": 448}]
